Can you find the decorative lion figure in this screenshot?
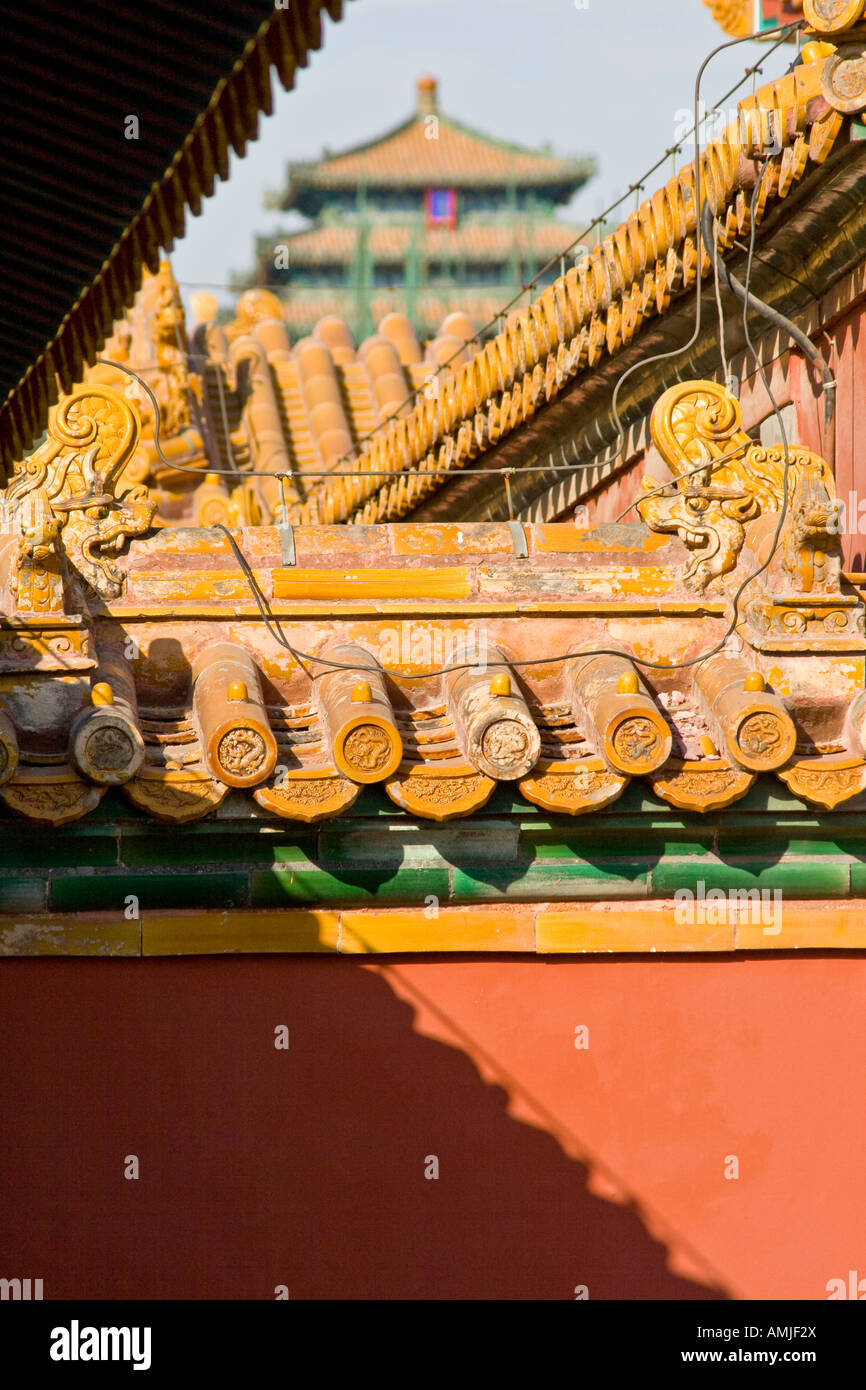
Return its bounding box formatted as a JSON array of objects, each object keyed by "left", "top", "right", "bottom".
[
  {"left": 4, "top": 386, "right": 155, "bottom": 603},
  {"left": 636, "top": 379, "right": 839, "bottom": 594}
]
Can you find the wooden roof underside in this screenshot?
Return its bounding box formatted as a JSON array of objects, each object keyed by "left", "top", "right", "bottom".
[{"left": 0, "top": 0, "right": 351, "bottom": 470}]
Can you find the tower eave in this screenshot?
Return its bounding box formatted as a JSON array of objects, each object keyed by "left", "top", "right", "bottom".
[{"left": 278, "top": 160, "right": 597, "bottom": 213}]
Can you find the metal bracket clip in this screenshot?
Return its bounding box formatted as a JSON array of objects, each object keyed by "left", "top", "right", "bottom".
[
  {"left": 507, "top": 520, "right": 528, "bottom": 559},
  {"left": 278, "top": 475, "right": 296, "bottom": 566}
]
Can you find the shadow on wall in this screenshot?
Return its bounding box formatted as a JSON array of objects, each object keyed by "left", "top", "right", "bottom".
[{"left": 0, "top": 955, "right": 727, "bottom": 1300}]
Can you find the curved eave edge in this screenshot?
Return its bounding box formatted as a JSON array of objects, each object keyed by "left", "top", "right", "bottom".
[
  {"left": 0, "top": 0, "right": 348, "bottom": 474},
  {"left": 279, "top": 160, "right": 597, "bottom": 204}
]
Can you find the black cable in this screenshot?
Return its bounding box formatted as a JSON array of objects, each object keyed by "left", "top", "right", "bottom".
[
  {"left": 730, "top": 162, "right": 792, "bottom": 606},
  {"left": 91, "top": 26, "right": 802, "bottom": 518},
  {"left": 101, "top": 346, "right": 794, "bottom": 681},
  {"left": 96, "top": 359, "right": 619, "bottom": 481},
  {"left": 94, "top": 26, "right": 808, "bottom": 685},
  {"left": 105, "top": 27, "right": 799, "bottom": 498},
  {"left": 609, "top": 20, "right": 802, "bottom": 465},
  {"left": 213, "top": 520, "right": 737, "bottom": 680},
  {"left": 700, "top": 203, "right": 836, "bottom": 426}
]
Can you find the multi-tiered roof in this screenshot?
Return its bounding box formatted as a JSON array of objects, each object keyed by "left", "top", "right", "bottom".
[
  {"left": 278, "top": 76, "right": 591, "bottom": 211},
  {"left": 243, "top": 77, "right": 594, "bottom": 339}
]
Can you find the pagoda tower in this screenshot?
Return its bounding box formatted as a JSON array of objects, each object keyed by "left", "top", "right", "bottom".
[{"left": 240, "top": 76, "right": 594, "bottom": 342}]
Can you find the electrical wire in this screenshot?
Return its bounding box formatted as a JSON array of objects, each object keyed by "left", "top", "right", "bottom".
[
  {"left": 91, "top": 26, "right": 802, "bottom": 531},
  {"left": 712, "top": 214, "right": 730, "bottom": 384},
  {"left": 609, "top": 20, "right": 801, "bottom": 466},
  {"left": 97, "top": 268, "right": 795, "bottom": 686},
  {"left": 155, "top": 24, "right": 801, "bottom": 491},
  {"left": 93, "top": 369, "right": 772, "bottom": 682},
  {"left": 96, "top": 357, "right": 636, "bottom": 481},
  {"left": 354, "top": 22, "right": 800, "bottom": 482},
  {"left": 87, "top": 23, "right": 812, "bottom": 685}
]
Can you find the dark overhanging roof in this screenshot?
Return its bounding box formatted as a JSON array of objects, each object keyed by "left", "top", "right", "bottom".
[{"left": 0, "top": 0, "right": 351, "bottom": 470}]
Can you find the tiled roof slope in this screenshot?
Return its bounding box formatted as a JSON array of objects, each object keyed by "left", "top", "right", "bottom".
[
  {"left": 277, "top": 293, "right": 513, "bottom": 338},
  {"left": 86, "top": 262, "right": 505, "bottom": 524},
  {"left": 219, "top": 295, "right": 477, "bottom": 474},
  {"left": 279, "top": 79, "right": 592, "bottom": 203},
  {"left": 97, "top": 52, "right": 856, "bottom": 533},
  {"left": 281, "top": 57, "right": 850, "bottom": 526},
  {"left": 99, "top": 281, "right": 485, "bottom": 522}
]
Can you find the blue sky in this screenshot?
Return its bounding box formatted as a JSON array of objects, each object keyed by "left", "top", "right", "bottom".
[{"left": 169, "top": 0, "right": 789, "bottom": 310}]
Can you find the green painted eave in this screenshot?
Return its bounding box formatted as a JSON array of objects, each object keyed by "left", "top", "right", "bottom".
[{"left": 0, "top": 779, "right": 863, "bottom": 919}]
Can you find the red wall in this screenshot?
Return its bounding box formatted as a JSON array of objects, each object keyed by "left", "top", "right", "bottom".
[
  {"left": 792, "top": 301, "right": 866, "bottom": 572},
  {"left": 1, "top": 953, "right": 864, "bottom": 1301}
]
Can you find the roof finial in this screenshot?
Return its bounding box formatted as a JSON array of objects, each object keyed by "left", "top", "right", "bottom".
[{"left": 416, "top": 75, "right": 437, "bottom": 116}]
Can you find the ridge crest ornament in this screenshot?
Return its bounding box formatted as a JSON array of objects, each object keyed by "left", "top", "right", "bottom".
[
  {"left": 637, "top": 380, "right": 840, "bottom": 595},
  {"left": 0, "top": 372, "right": 861, "bottom": 828},
  {"left": 6, "top": 386, "right": 155, "bottom": 603}
]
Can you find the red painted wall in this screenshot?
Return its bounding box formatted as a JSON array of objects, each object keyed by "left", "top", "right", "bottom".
[
  {"left": 792, "top": 301, "right": 866, "bottom": 572},
  {"left": 1, "top": 953, "right": 864, "bottom": 1301}
]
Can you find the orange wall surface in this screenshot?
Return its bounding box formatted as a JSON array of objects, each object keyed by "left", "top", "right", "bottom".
[{"left": 1, "top": 952, "right": 864, "bottom": 1301}]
